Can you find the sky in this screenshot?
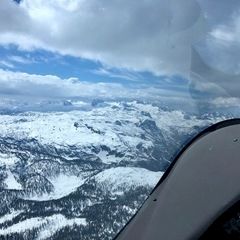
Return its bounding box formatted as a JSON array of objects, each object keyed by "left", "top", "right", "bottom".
[{"left": 0, "top": 0, "right": 240, "bottom": 111}]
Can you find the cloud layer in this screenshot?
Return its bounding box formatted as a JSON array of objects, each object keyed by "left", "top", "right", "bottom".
[
  {"left": 0, "top": 69, "right": 191, "bottom": 103},
  {"left": 0, "top": 0, "right": 207, "bottom": 76},
  {"left": 0, "top": 0, "right": 240, "bottom": 111}
]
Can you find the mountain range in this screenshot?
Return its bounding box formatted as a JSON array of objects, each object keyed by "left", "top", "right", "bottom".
[{"left": 0, "top": 100, "right": 228, "bottom": 239}]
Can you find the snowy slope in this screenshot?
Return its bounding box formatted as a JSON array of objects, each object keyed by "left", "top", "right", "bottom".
[
  {"left": 0, "top": 101, "right": 230, "bottom": 240},
  {"left": 24, "top": 174, "right": 87, "bottom": 201},
  {"left": 94, "top": 167, "right": 163, "bottom": 195},
  {"left": 0, "top": 214, "right": 87, "bottom": 239},
  {"left": 4, "top": 170, "right": 22, "bottom": 190},
  {"left": 0, "top": 153, "right": 19, "bottom": 167},
  {"left": 0, "top": 101, "right": 224, "bottom": 151}
]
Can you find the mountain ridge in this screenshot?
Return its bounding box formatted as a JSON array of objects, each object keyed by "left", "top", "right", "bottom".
[{"left": 0, "top": 101, "right": 228, "bottom": 239}]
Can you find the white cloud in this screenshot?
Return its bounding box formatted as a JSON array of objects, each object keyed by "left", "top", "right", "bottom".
[
  {"left": 7, "top": 55, "right": 33, "bottom": 64},
  {"left": 0, "top": 0, "right": 239, "bottom": 104},
  {"left": 211, "top": 28, "right": 236, "bottom": 43},
  {"left": 212, "top": 97, "right": 240, "bottom": 108},
  {"left": 0, "top": 0, "right": 206, "bottom": 76},
  {"left": 92, "top": 67, "right": 141, "bottom": 81},
  {"left": 3, "top": 68, "right": 236, "bottom": 113},
  {"left": 0, "top": 68, "right": 191, "bottom": 102},
  {"left": 203, "top": 9, "right": 240, "bottom": 74},
  {"left": 0, "top": 60, "right": 15, "bottom": 69},
  {"left": 211, "top": 10, "right": 240, "bottom": 45},
  {"left": 0, "top": 68, "right": 119, "bottom": 98}
]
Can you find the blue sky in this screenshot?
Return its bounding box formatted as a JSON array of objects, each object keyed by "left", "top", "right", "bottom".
[
  {"left": 0, "top": 43, "right": 189, "bottom": 97},
  {"left": 0, "top": 0, "right": 239, "bottom": 110},
  {"left": 0, "top": 45, "right": 161, "bottom": 84}
]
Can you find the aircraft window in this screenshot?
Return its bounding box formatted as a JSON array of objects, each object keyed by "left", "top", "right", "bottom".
[{"left": 0, "top": 0, "right": 239, "bottom": 239}]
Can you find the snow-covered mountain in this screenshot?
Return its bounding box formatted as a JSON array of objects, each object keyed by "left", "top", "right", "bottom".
[{"left": 0, "top": 101, "right": 229, "bottom": 239}]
